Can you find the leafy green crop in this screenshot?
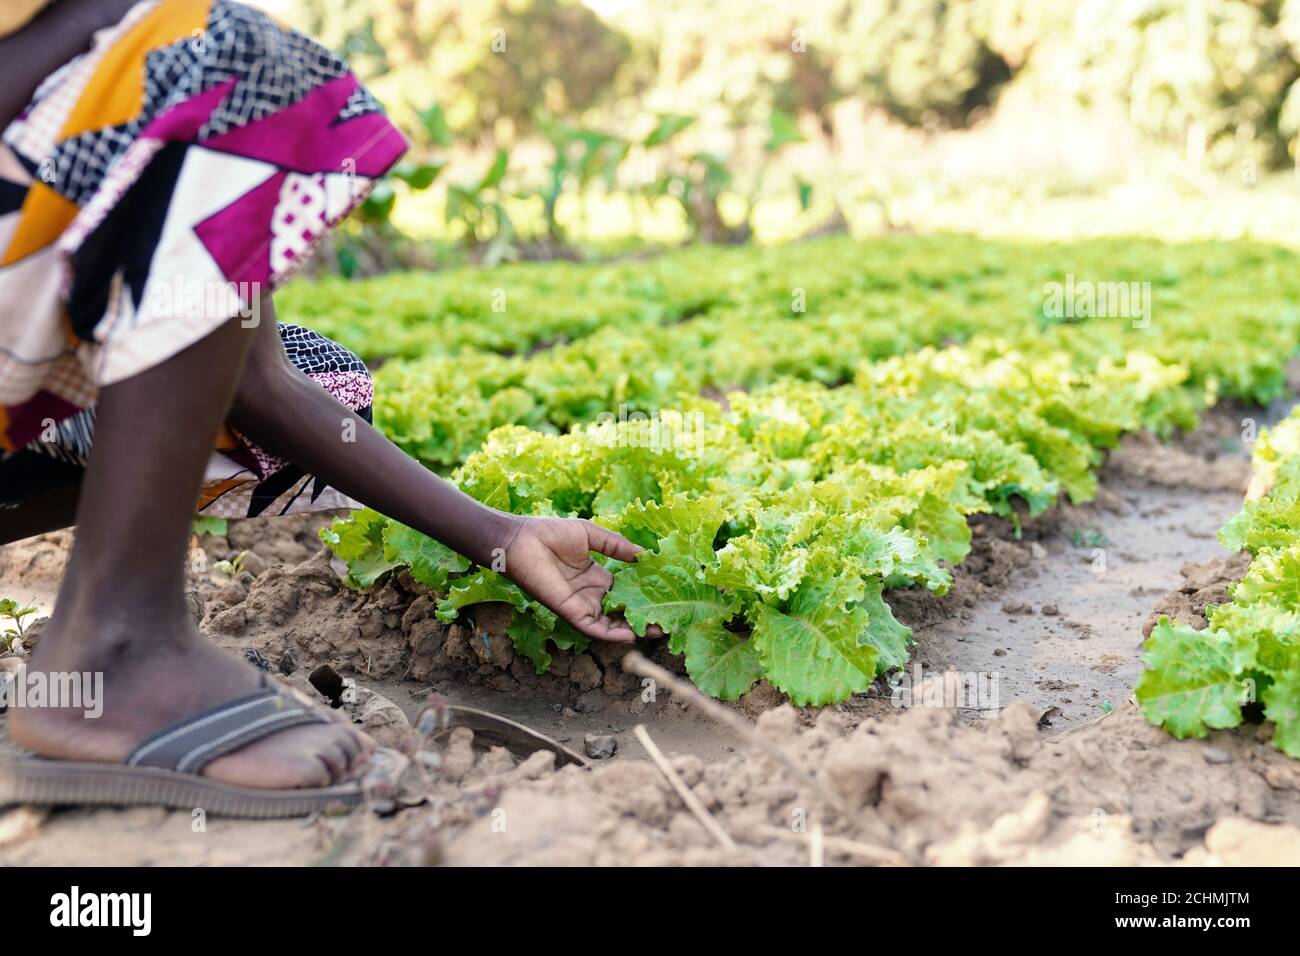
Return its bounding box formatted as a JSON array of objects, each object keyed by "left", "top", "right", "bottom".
[
  {"left": 326, "top": 325, "right": 1290, "bottom": 702},
  {"left": 1138, "top": 406, "right": 1300, "bottom": 757},
  {"left": 307, "top": 236, "right": 1300, "bottom": 707},
  {"left": 191, "top": 515, "right": 229, "bottom": 537},
  {"left": 283, "top": 236, "right": 1300, "bottom": 470}
]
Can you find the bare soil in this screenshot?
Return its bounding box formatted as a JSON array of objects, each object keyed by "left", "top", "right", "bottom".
[{"left": 4, "top": 406, "right": 1300, "bottom": 866}]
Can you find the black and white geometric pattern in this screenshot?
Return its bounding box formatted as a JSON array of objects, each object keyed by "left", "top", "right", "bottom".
[
  {"left": 47, "top": 125, "right": 136, "bottom": 207},
  {"left": 334, "top": 85, "right": 382, "bottom": 125},
  {"left": 191, "top": 1, "right": 350, "bottom": 140},
  {"left": 21, "top": 407, "right": 97, "bottom": 467},
  {"left": 279, "top": 322, "right": 369, "bottom": 375}
]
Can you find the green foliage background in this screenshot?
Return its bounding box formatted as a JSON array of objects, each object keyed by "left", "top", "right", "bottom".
[{"left": 291, "top": 0, "right": 1300, "bottom": 171}]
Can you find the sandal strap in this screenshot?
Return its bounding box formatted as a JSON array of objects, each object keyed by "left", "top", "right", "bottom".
[{"left": 125, "top": 679, "right": 325, "bottom": 775}]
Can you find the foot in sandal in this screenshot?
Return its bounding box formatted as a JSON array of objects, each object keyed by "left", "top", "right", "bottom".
[
  {"left": 8, "top": 620, "right": 369, "bottom": 792},
  {"left": 0, "top": 1, "right": 639, "bottom": 819}
]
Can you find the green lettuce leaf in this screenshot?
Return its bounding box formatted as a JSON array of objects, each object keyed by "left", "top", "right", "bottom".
[
  {"left": 319, "top": 508, "right": 397, "bottom": 588},
  {"left": 598, "top": 492, "right": 728, "bottom": 556},
  {"left": 382, "top": 522, "right": 470, "bottom": 590},
  {"left": 1135, "top": 620, "right": 1256, "bottom": 739},
  {"left": 1232, "top": 545, "right": 1300, "bottom": 607},
  {"left": 506, "top": 611, "right": 589, "bottom": 674},
  {"left": 1220, "top": 492, "right": 1300, "bottom": 555},
  {"left": 436, "top": 569, "right": 531, "bottom": 623},
  {"left": 605, "top": 531, "right": 741, "bottom": 652},
  {"left": 1262, "top": 671, "right": 1300, "bottom": 758},
  {"left": 682, "top": 623, "right": 762, "bottom": 700},
  {"left": 748, "top": 572, "right": 880, "bottom": 706},
  {"left": 856, "top": 576, "right": 913, "bottom": 674}
]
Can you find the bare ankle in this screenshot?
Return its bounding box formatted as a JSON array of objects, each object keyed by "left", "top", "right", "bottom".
[{"left": 33, "top": 607, "right": 199, "bottom": 672}]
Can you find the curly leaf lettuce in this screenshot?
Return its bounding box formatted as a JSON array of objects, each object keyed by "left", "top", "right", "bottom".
[{"left": 1135, "top": 619, "right": 1256, "bottom": 739}]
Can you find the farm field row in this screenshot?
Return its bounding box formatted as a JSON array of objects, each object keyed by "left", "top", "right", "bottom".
[
  {"left": 319, "top": 237, "right": 1300, "bottom": 709},
  {"left": 283, "top": 237, "right": 1300, "bottom": 370},
  {"left": 1139, "top": 404, "right": 1300, "bottom": 756},
  {"left": 292, "top": 237, "right": 1300, "bottom": 469},
  {"left": 283, "top": 235, "right": 1075, "bottom": 362}
]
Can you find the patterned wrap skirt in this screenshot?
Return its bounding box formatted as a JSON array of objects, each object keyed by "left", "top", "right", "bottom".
[{"left": 0, "top": 0, "right": 407, "bottom": 518}]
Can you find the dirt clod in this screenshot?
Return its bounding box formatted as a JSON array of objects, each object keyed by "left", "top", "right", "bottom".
[
  {"left": 584, "top": 734, "right": 618, "bottom": 760},
  {"left": 1141, "top": 551, "right": 1253, "bottom": 637}
]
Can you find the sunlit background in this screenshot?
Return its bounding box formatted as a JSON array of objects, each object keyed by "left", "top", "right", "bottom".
[{"left": 254, "top": 0, "right": 1300, "bottom": 273}]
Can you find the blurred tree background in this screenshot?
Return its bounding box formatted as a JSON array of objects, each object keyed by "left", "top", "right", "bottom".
[{"left": 270, "top": 0, "right": 1300, "bottom": 271}]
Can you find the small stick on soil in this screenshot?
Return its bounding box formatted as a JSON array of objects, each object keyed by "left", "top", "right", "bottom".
[
  {"left": 633, "top": 724, "right": 737, "bottom": 852},
  {"left": 1059, "top": 696, "right": 1136, "bottom": 739},
  {"left": 622, "top": 651, "right": 842, "bottom": 813},
  {"left": 623, "top": 651, "right": 906, "bottom": 858},
  {"left": 756, "top": 825, "right": 910, "bottom": 867},
  {"left": 809, "top": 821, "right": 824, "bottom": 868}
]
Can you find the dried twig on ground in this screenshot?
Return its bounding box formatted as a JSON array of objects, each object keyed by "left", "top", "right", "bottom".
[
  {"left": 623, "top": 651, "right": 835, "bottom": 806},
  {"left": 633, "top": 724, "right": 737, "bottom": 851},
  {"left": 622, "top": 651, "right": 906, "bottom": 863},
  {"left": 756, "top": 825, "right": 910, "bottom": 866}
]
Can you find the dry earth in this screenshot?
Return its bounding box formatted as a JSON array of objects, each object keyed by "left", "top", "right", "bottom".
[{"left": 3, "top": 406, "right": 1300, "bottom": 866}]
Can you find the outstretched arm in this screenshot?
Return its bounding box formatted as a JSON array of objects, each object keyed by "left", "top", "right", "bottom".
[{"left": 229, "top": 303, "right": 644, "bottom": 643}]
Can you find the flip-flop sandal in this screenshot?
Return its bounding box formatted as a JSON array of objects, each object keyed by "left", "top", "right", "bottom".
[{"left": 0, "top": 675, "right": 367, "bottom": 819}]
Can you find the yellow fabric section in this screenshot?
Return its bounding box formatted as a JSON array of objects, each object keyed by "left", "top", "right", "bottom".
[
  {"left": 0, "top": 0, "right": 50, "bottom": 38},
  {"left": 215, "top": 425, "right": 240, "bottom": 452},
  {"left": 59, "top": 0, "right": 214, "bottom": 141},
  {"left": 196, "top": 476, "right": 244, "bottom": 509},
  {"left": 0, "top": 182, "right": 77, "bottom": 266},
  {"left": 2, "top": 1, "right": 213, "bottom": 265}
]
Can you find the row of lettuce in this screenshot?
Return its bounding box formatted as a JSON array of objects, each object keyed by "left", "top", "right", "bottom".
[
  {"left": 289, "top": 237, "right": 1300, "bottom": 471},
  {"left": 282, "top": 235, "right": 1063, "bottom": 363},
  {"left": 310, "top": 237, "right": 1300, "bottom": 717},
  {"left": 282, "top": 237, "right": 1300, "bottom": 375},
  {"left": 324, "top": 302, "right": 1300, "bottom": 707},
  {"left": 1138, "top": 407, "right": 1300, "bottom": 757}
]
